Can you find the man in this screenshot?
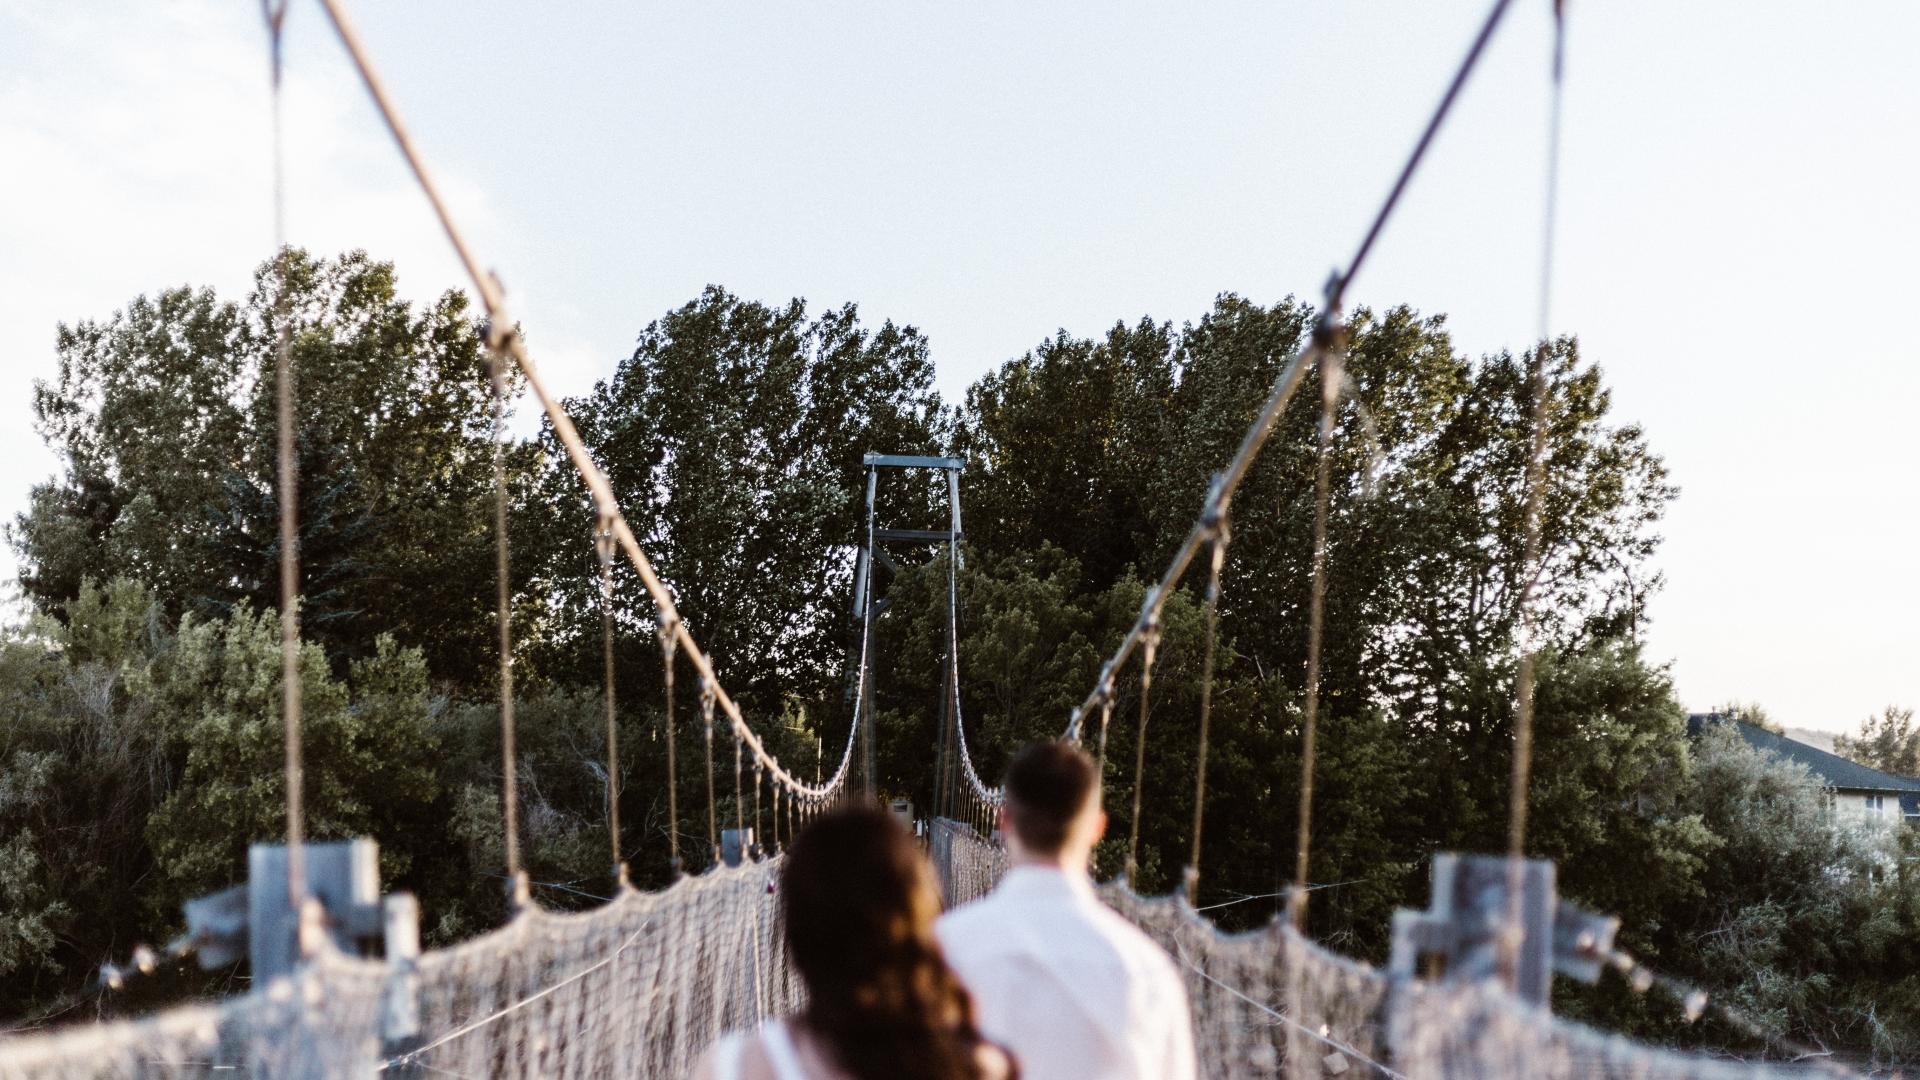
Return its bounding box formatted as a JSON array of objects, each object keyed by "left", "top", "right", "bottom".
[{"left": 937, "top": 742, "right": 1198, "bottom": 1080}]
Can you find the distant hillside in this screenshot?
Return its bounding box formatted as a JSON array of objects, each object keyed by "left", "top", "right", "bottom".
[{"left": 1784, "top": 727, "right": 1838, "bottom": 754}]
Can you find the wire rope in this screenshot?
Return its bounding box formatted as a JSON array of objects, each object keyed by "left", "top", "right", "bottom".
[{"left": 260, "top": 0, "right": 306, "bottom": 913}]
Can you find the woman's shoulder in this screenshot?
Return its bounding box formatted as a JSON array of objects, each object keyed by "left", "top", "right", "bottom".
[
  {"left": 691, "top": 1025, "right": 785, "bottom": 1080},
  {"left": 689, "top": 1031, "right": 745, "bottom": 1080},
  {"left": 976, "top": 1041, "right": 1018, "bottom": 1080}
]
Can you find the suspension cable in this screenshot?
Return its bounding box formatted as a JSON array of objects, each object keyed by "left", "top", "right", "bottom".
[
  {"left": 946, "top": 523, "right": 1003, "bottom": 809},
  {"left": 313, "top": 0, "right": 1523, "bottom": 879},
  {"left": 1052, "top": 0, "right": 1520, "bottom": 814},
  {"left": 1502, "top": 0, "right": 1568, "bottom": 981},
  {"left": 313, "top": 0, "right": 860, "bottom": 809},
  {"left": 260, "top": 0, "right": 305, "bottom": 913}
]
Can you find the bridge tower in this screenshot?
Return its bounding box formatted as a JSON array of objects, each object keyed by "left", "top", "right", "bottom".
[{"left": 849, "top": 453, "right": 966, "bottom": 801}]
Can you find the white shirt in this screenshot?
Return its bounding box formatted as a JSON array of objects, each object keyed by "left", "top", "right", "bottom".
[{"left": 936, "top": 865, "right": 1198, "bottom": 1080}]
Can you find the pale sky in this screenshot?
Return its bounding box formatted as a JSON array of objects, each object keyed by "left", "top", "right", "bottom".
[{"left": 2, "top": 1, "right": 1914, "bottom": 734}]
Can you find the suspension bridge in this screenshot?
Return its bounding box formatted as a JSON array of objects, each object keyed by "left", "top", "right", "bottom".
[{"left": 0, "top": 1, "right": 1857, "bottom": 1077}]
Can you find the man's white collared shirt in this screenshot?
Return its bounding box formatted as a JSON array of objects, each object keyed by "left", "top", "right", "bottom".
[{"left": 935, "top": 865, "right": 1198, "bottom": 1080}]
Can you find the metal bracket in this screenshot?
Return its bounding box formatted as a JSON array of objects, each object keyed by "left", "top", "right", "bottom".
[
  {"left": 1388, "top": 853, "right": 1619, "bottom": 1008},
  {"left": 862, "top": 453, "right": 964, "bottom": 470},
  {"left": 721, "top": 828, "right": 756, "bottom": 867}
]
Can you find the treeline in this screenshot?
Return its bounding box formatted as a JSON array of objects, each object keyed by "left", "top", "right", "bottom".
[{"left": 3, "top": 251, "right": 1916, "bottom": 1062}]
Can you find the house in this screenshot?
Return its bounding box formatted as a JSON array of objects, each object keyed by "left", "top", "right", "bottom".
[{"left": 1686, "top": 713, "right": 1920, "bottom": 826}]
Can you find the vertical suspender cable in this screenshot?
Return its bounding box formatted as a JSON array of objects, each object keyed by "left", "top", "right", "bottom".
[
  {"left": 261, "top": 0, "right": 305, "bottom": 912},
  {"left": 945, "top": 526, "right": 963, "bottom": 815},
  {"left": 1186, "top": 514, "right": 1230, "bottom": 905},
  {"left": 733, "top": 724, "right": 745, "bottom": 850},
  {"left": 489, "top": 349, "right": 525, "bottom": 905},
  {"left": 1291, "top": 345, "right": 1343, "bottom": 931},
  {"left": 597, "top": 518, "right": 624, "bottom": 886},
  {"left": 1277, "top": 0, "right": 1518, "bottom": 934},
  {"left": 701, "top": 677, "right": 719, "bottom": 867},
  {"left": 661, "top": 626, "right": 681, "bottom": 872},
  {"left": 1093, "top": 672, "right": 1115, "bottom": 796},
  {"left": 1503, "top": 0, "right": 1567, "bottom": 981},
  {"left": 1123, "top": 613, "right": 1161, "bottom": 883}
]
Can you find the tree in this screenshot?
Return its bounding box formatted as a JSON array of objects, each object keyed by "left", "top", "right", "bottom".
[
  {"left": 1525, "top": 645, "right": 1714, "bottom": 953},
  {"left": 1712, "top": 700, "right": 1783, "bottom": 734},
  {"left": 942, "top": 295, "right": 1678, "bottom": 947},
  {"left": 1672, "top": 726, "right": 1917, "bottom": 1058},
  {"left": 0, "top": 580, "right": 443, "bottom": 1016},
  {"left": 955, "top": 317, "right": 1184, "bottom": 592},
  {"left": 12, "top": 250, "right": 507, "bottom": 688},
  {"left": 141, "top": 612, "right": 442, "bottom": 914},
  {"left": 521, "top": 286, "right": 946, "bottom": 710},
  {"left": 1835, "top": 706, "right": 1920, "bottom": 777}
]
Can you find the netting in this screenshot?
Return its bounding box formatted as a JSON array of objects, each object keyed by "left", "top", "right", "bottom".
[
  {"left": 0, "top": 822, "right": 1841, "bottom": 1080},
  {"left": 0, "top": 991, "right": 374, "bottom": 1080},
  {"left": 1100, "top": 881, "right": 1390, "bottom": 1080},
  {"left": 0, "top": 858, "right": 794, "bottom": 1080},
  {"left": 928, "top": 816, "right": 1007, "bottom": 908},
  {"left": 928, "top": 819, "right": 1818, "bottom": 1080}
]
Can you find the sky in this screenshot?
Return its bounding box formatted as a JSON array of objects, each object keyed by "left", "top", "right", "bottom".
[{"left": 2, "top": 1, "right": 1914, "bottom": 734}]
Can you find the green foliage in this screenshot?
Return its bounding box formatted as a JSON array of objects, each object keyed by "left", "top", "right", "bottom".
[
  {"left": 12, "top": 250, "right": 505, "bottom": 688},
  {"left": 1526, "top": 645, "right": 1713, "bottom": 950},
  {"left": 8, "top": 265, "right": 1916, "bottom": 1065},
  {"left": 1835, "top": 705, "right": 1920, "bottom": 777},
  {"left": 1712, "top": 701, "right": 1783, "bottom": 734},
  {"left": 140, "top": 613, "right": 440, "bottom": 910},
  {"left": 520, "top": 286, "right": 945, "bottom": 711},
  {"left": 0, "top": 580, "right": 442, "bottom": 1015},
  {"left": 1672, "top": 728, "right": 1917, "bottom": 1057},
  {"left": 0, "top": 580, "right": 177, "bottom": 1008},
  {"left": 932, "top": 297, "right": 1678, "bottom": 941}
]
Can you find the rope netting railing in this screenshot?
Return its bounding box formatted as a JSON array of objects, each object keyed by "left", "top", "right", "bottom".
[
  {"left": 926, "top": 820, "right": 1817, "bottom": 1080},
  {"left": 927, "top": 817, "right": 1008, "bottom": 909},
  {"left": 0, "top": 859, "right": 795, "bottom": 1080}
]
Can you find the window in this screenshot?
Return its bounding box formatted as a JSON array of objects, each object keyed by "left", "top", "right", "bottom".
[{"left": 1865, "top": 794, "right": 1884, "bottom": 811}]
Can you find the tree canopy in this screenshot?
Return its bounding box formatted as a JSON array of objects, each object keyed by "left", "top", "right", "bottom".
[
  {"left": 4, "top": 257, "right": 1915, "bottom": 1065},
  {"left": 1836, "top": 706, "right": 1920, "bottom": 777},
  {"left": 15, "top": 250, "right": 505, "bottom": 688}
]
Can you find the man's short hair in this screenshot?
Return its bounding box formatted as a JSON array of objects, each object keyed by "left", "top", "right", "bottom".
[{"left": 1003, "top": 741, "right": 1099, "bottom": 855}]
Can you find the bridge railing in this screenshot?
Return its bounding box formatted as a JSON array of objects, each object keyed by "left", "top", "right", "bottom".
[
  {"left": 925, "top": 818, "right": 1817, "bottom": 1080},
  {"left": 0, "top": 859, "right": 794, "bottom": 1080}
]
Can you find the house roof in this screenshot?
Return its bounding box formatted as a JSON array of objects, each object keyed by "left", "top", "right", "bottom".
[{"left": 1687, "top": 713, "right": 1920, "bottom": 795}]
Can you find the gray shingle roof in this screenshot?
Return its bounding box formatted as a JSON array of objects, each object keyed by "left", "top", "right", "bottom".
[{"left": 1688, "top": 713, "right": 1920, "bottom": 794}]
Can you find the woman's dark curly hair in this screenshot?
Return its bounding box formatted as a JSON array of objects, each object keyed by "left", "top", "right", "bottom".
[{"left": 782, "top": 804, "right": 1009, "bottom": 1080}]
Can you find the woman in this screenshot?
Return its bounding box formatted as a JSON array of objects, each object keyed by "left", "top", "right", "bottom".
[{"left": 693, "top": 804, "right": 1016, "bottom": 1080}]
